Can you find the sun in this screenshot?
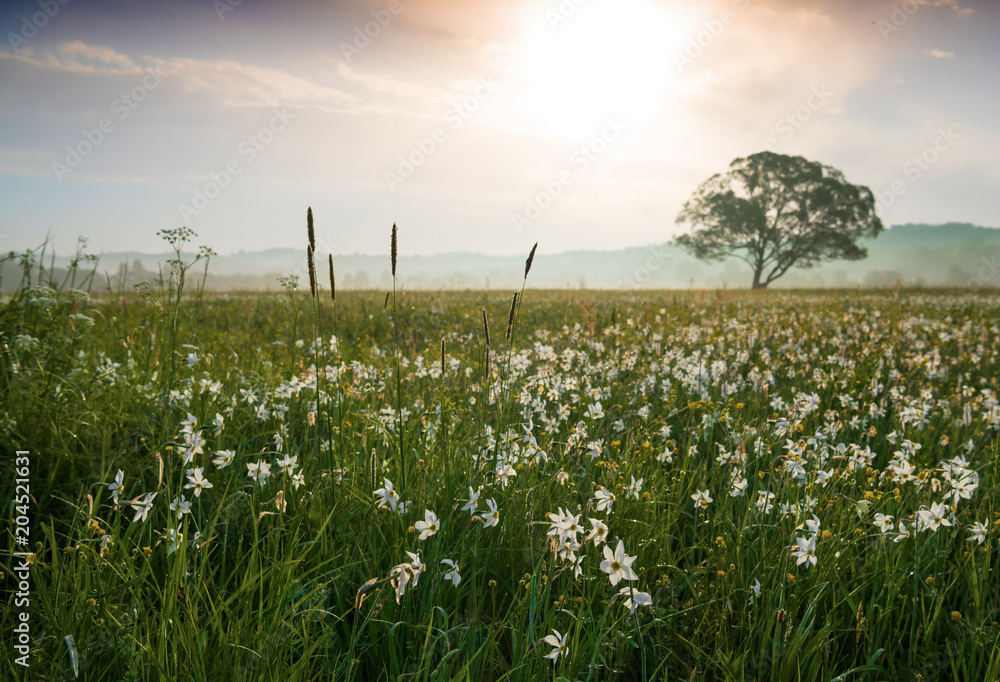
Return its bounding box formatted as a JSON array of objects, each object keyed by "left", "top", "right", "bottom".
[{"left": 518, "top": 0, "right": 681, "bottom": 137}]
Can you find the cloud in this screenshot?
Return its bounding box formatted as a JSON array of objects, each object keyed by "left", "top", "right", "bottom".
[
  {"left": 923, "top": 48, "right": 955, "bottom": 59},
  {"left": 333, "top": 62, "right": 450, "bottom": 100},
  {"left": 0, "top": 41, "right": 363, "bottom": 111},
  {"left": 0, "top": 41, "right": 140, "bottom": 75},
  {"left": 148, "top": 56, "right": 361, "bottom": 109},
  {"left": 914, "top": 0, "right": 973, "bottom": 17}
]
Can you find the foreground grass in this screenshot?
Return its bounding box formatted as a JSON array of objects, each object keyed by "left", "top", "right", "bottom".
[{"left": 1, "top": 280, "right": 999, "bottom": 681}]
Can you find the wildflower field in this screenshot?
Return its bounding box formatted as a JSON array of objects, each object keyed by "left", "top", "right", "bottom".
[{"left": 2, "top": 250, "right": 999, "bottom": 680}]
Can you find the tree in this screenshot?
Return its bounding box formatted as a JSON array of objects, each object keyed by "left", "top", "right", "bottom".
[{"left": 675, "top": 152, "right": 882, "bottom": 289}]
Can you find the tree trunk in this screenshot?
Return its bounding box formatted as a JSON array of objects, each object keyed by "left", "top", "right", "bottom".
[{"left": 752, "top": 264, "right": 765, "bottom": 289}]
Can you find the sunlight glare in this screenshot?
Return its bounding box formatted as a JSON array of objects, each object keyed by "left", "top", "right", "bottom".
[{"left": 519, "top": 0, "right": 680, "bottom": 137}]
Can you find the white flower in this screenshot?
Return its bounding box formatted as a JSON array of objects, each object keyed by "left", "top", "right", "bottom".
[
  {"left": 749, "top": 578, "right": 761, "bottom": 605},
  {"left": 247, "top": 460, "right": 272, "bottom": 486},
  {"left": 625, "top": 476, "right": 643, "bottom": 500},
  {"left": 873, "top": 513, "right": 894, "bottom": 534},
  {"left": 792, "top": 535, "right": 817, "bottom": 568},
  {"left": 542, "top": 629, "right": 568, "bottom": 665},
  {"left": 131, "top": 492, "right": 157, "bottom": 523},
  {"left": 389, "top": 564, "right": 413, "bottom": 603},
  {"left": 967, "top": 520, "right": 989, "bottom": 545},
  {"left": 184, "top": 467, "right": 213, "bottom": 497},
  {"left": 292, "top": 473, "right": 305, "bottom": 489},
  {"left": 586, "top": 402, "right": 605, "bottom": 420},
  {"left": 594, "top": 488, "right": 615, "bottom": 514},
  {"left": 164, "top": 527, "right": 184, "bottom": 555},
  {"left": 480, "top": 498, "right": 499, "bottom": 528},
  {"left": 691, "top": 489, "right": 713, "bottom": 509},
  {"left": 374, "top": 478, "right": 399, "bottom": 511},
  {"left": 461, "top": 486, "right": 480, "bottom": 515},
  {"left": 277, "top": 454, "right": 298, "bottom": 476},
  {"left": 917, "top": 501, "right": 952, "bottom": 533},
  {"left": 405, "top": 551, "right": 424, "bottom": 585},
  {"left": 441, "top": 559, "right": 461, "bottom": 587},
  {"left": 213, "top": 450, "right": 235, "bottom": 468},
  {"left": 756, "top": 491, "right": 775, "bottom": 514},
  {"left": 169, "top": 495, "right": 192, "bottom": 520},
  {"left": 108, "top": 469, "right": 125, "bottom": 505},
  {"left": 600, "top": 539, "right": 638, "bottom": 586},
  {"left": 586, "top": 518, "right": 608, "bottom": 546},
  {"left": 182, "top": 431, "right": 206, "bottom": 465},
  {"left": 414, "top": 509, "right": 440, "bottom": 540},
  {"left": 617, "top": 586, "right": 652, "bottom": 614}
]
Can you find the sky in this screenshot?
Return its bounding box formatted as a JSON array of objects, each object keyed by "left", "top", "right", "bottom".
[{"left": 1, "top": 0, "right": 998, "bottom": 260}]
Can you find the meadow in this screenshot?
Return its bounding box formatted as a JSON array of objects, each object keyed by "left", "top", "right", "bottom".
[{"left": 1, "top": 244, "right": 999, "bottom": 680}]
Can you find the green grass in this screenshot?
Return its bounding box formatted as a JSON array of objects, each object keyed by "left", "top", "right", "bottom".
[{"left": 2, "top": 272, "right": 999, "bottom": 680}]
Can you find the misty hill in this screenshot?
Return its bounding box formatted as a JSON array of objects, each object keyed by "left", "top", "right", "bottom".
[{"left": 9, "top": 223, "right": 999, "bottom": 292}]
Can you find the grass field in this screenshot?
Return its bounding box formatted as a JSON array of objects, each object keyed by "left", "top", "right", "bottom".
[{"left": 2, "top": 251, "right": 999, "bottom": 680}]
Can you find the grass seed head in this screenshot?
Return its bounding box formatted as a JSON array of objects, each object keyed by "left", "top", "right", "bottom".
[
  {"left": 391, "top": 223, "right": 398, "bottom": 276},
  {"left": 525, "top": 241, "right": 538, "bottom": 279},
  {"left": 307, "top": 206, "right": 315, "bottom": 252},
  {"left": 506, "top": 291, "right": 518, "bottom": 340},
  {"left": 307, "top": 245, "right": 317, "bottom": 298}
]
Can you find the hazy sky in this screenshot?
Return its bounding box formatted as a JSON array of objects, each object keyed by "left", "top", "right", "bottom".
[{"left": 1, "top": 0, "right": 997, "bottom": 259}]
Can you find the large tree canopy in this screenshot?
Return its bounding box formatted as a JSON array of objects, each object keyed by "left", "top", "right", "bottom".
[{"left": 675, "top": 152, "right": 883, "bottom": 289}]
